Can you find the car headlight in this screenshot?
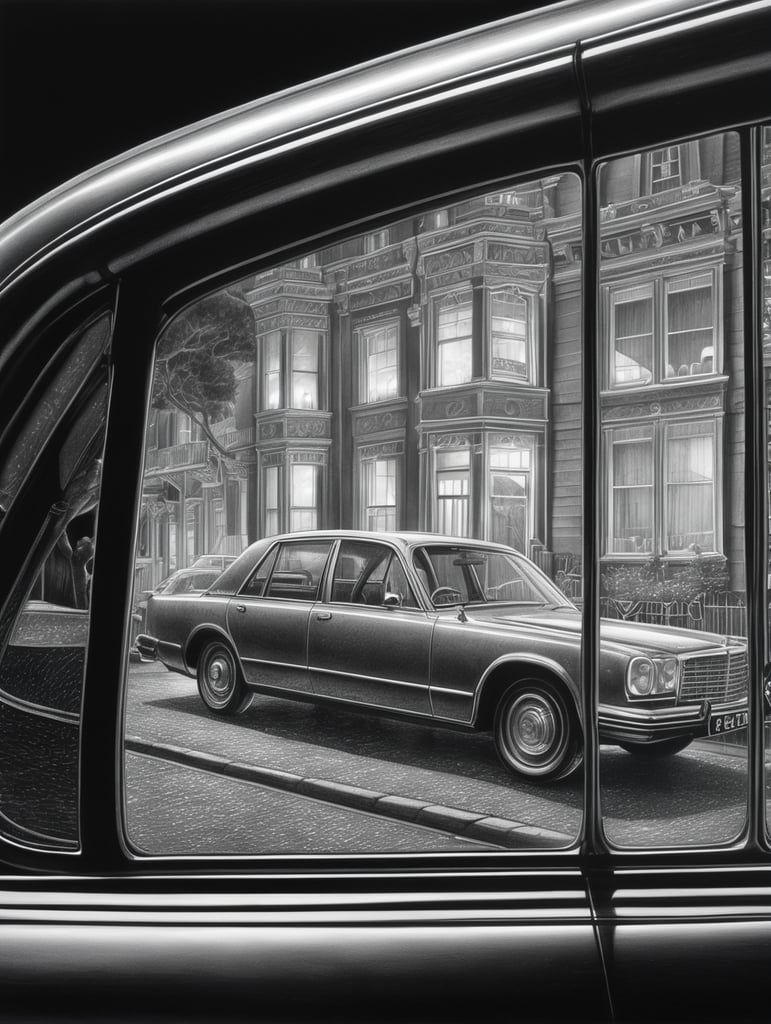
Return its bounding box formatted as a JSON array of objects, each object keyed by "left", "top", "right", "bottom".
[{"left": 626, "top": 656, "right": 679, "bottom": 698}]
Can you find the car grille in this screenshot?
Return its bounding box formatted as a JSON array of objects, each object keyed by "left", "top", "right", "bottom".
[{"left": 679, "top": 649, "right": 749, "bottom": 705}]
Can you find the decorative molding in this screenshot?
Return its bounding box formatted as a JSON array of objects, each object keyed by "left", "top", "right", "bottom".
[
  {"left": 255, "top": 313, "right": 328, "bottom": 333},
  {"left": 286, "top": 417, "right": 330, "bottom": 438},
  {"left": 602, "top": 391, "right": 724, "bottom": 420},
  {"left": 359, "top": 440, "right": 405, "bottom": 459},
  {"left": 486, "top": 241, "right": 548, "bottom": 266},
  {"left": 355, "top": 409, "right": 408, "bottom": 435},
  {"left": 483, "top": 392, "right": 548, "bottom": 420},
  {"left": 262, "top": 451, "right": 285, "bottom": 467},
  {"left": 350, "top": 281, "right": 411, "bottom": 310},
  {"left": 288, "top": 450, "right": 328, "bottom": 465},
  {"left": 406, "top": 304, "right": 422, "bottom": 328},
  {"left": 259, "top": 422, "right": 284, "bottom": 440},
  {"left": 423, "top": 245, "right": 475, "bottom": 278},
  {"left": 421, "top": 393, "right": 477, "bottom": 421}
]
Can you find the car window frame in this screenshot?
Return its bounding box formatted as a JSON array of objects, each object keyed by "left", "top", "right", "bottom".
[{"left": 0, "top": 0, "right": 768, "bottom": 880}]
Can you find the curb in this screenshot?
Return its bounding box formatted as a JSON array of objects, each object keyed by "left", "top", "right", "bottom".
[{"left": 125, "top": 737, "right": 572, "bottom": 850}]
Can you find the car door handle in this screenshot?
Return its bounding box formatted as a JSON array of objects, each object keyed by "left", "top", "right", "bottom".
[
  {"left": 316, "top": 611, "right": 332, "bottom": 621},
  {"left": 235, "top": 604, "right": 246, "bottom": 613}
]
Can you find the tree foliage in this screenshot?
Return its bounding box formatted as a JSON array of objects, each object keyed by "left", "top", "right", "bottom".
[{"left": 152, "top": 289, "right": 255, "bottom": 457}]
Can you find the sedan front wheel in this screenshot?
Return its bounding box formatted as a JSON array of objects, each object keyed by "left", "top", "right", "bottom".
[
  {"left": 197, "top": 640, "right": 252, "bottom": 715},
  {"left": 494, "top": 680, "right": 581, "bottom": 781}
]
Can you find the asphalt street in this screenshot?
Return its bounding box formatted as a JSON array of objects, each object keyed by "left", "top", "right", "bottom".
[{"left": 124, "top": 661, "right": 749, "bottom": 855}]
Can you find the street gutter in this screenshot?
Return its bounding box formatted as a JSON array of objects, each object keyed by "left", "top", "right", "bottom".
[{"left": 125, "top": 736, "right": 573, "bottom": 850}]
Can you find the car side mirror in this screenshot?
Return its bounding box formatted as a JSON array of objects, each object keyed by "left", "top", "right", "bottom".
[{"left": 383, "top": 592, "right": 402, "bottom": 608}]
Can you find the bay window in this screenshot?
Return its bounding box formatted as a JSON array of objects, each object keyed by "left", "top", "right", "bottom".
[
  {"left": 435, "top": 449, "right": 470, "bottom": 536},
  {"left": 289, "top": 462, "right": 319, "bottom": 531},
  {"left": 260, "top": 328, "right": 324, "bottom": 410},
  {"left": 606, "top": 419, "right": 718, "bottom": 557},
  {"left": 362, "top": 456, "right": 398, "bottom": 531},
  {"left": 490, "top": 288, "right": 530, "bottom": 380},
  {"left": 359, "top": 321, "right": 399, "bottom": 403},
  {"left": 607, "top": 268, "right": 719, "bottom": 389},
  {"left": 488, "top": 442, "right": 532, "bottom": 551},
  {"left": 264, "top": 465, "right": 281, "bottom": 536},
  {"left": 435, "top": 290, "right": 473, "bottom": 386}
]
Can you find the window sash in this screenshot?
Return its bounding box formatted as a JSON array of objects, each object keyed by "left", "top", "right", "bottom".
[
  {"left": 361, "top": 323, "right": 399, "bottom": 403},
  {"left": 490, "top": 290, "right": 529, "bottom": 380}
]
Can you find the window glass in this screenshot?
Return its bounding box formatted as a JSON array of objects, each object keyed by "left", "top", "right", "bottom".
[
  {"left": 360, "top": 321, "right": 399, "bottom": 403},
  {"left": 598, "top": 131, "right": 747, "bottom": 848},
  {"left": 0, "top": 317, "right": 110, "bottom": 850},
  {"left": 126, "top": 172, "right": 585, "bottom": 856},
  {"left": 265, "top": 541, "right": 330, "bottom": 601},
  {"left": 436, "top": 291, "right": 473, "bottom": 386},
  {"left": 490, "top": 288, "right": 529, "bottom": 380},
  {"left": 761, "top": 123, "right": 771, "bottom": 836}
]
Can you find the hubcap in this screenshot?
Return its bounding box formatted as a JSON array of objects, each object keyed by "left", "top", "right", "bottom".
[
  {"left": 206, "top": 654, "right": 233, "bottom": 698},
  {"left": 503, "top": 692, "right": 566, "bottom": 773}
]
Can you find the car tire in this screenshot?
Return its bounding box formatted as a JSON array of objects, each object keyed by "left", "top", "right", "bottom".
[
  {"left": 618, "top": 737, "right": 692, "bottom": 757},
  {"left": 494, "top": 679, "right": 581, "bottom": 781},
  {"left": 196, "top": 640, "right": 252, "bottom": 715}
]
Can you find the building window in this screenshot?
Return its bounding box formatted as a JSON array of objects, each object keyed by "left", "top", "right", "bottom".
[
  {"left": 436, "top": 290, "right": 473, "bottom": 387},
  {"left": 264, "top": 465, "right": 281, "bottom": 536},
  {"left": 263, "top": 331, "right": 282, "bottom": 409},
  {"left": 609, "top": 425, "right": 654, "bottom": 554},
  {"left": 364, "top": 229, "right": 390, "bottom": 253},
  {"left": 290, "top": 463, "right": 319, "bottom": 532},
  {"left": 607, "top": 270, "right": 719, "bottom": 389},
  {"left": 260, "top": 329, "right": 324, "bottom": 410},
  {"left": 359, "top": 321, "right": 399, "bottom": 403},
  {"left": 665, "top": 421, "right": 715, "bottom": 554},
  {"left": 640, "top": 141, "right": 700, "bottom": 196},
  {"left": 665, "top": 274, "right": 715, "bottom": 378},
  {"left": 362, "top": 457, "right": 398, "bottom": 532},
  {"left": 291, "top": 330, "right": 320, "bottom": 409},
  {"left": 611, "top": 284, "right": 654, "bottom": 387},
  {"left": 650, "top": 145, "right": 682, "bottom": 193},
  {"left": 435, "top": 449, "right": 470, "bottom": 537},
  {"left": 490, "top": 288, "right": 530, "bottom": 381},
  {"left": 606, "top": 419, "right": 718, "bottom": 556},
  {"left": 489, "top": 444, "right": 531, "bottom": 552},
  {"left": 424, "top": 209, "right": 449, "bottom": 230}
]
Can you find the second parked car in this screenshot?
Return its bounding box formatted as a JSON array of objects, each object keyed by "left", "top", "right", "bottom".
[{"left": 138, "top": 531, "right": 749, "bottom": 780}]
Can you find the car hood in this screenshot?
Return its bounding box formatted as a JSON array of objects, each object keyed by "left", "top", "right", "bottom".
[{"left": 467, "top": 605, "right": 740, "bottom": 656}]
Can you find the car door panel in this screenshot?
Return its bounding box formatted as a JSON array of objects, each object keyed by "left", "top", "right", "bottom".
[
  {"left": 308, "top": 604, "right": 433, "bottom": 714},
  {"left": 226, "top": 599, "right": 315, "bottom": 695}
]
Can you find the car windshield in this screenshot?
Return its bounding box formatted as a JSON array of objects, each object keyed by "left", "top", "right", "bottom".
[{"left": 414, "top": 545, "right": 575, "bottom": 609}]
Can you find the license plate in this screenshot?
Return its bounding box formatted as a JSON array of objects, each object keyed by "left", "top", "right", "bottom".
[{"left": 708, "top": 710, "right": 749, "bottom": 736}]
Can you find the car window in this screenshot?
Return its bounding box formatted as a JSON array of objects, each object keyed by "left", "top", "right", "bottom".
[
  {"left": 264, "top": 541, "right": 331, "bottom": 601},
  {"left": 597, "top": 131, "right": 749, "bottom": 849},
  {"left": 331, "top": 540, "right": 418, "bottom": 607},
  {"left": 0, "top": 324, "right": 110, "bottom": 851},
  {"left": 240, "top": 546, "right": 279, "bottom": 597},
  {"left": 124, "top": 172, "right": 586, "bottom": 856}
]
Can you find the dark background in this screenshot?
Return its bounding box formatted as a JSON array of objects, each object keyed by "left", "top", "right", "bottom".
[{"left": 0, "top": 0, "right": 553, "bottom": 223}]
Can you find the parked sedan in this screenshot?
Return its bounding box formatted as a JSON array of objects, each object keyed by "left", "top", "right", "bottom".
[{"left": 138, "top": 531, "right": 749, "bottom": 780}]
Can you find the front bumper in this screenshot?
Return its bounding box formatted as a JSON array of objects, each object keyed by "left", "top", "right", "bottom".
[{"left": 599, "top": 698, "right": 748, "bottom": 745}]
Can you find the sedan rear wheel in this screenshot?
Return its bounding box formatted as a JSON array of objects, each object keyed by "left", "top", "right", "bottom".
[
  {"left": 197, "top": 640, "right": 252, "bottom": 715},
  {"left": 494, "top": 680, "right": 581, "bottom": 781}
]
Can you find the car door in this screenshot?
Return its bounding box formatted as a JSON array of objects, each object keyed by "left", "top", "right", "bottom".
[
  {"left": 308, "top": 539, "right": 433, "bottom": 714},
  {"left": 226, "top": 538, "right": 333, "bottom": 696}
]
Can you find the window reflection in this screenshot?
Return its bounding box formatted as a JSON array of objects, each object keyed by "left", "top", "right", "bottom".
[
  {"left": 127, "top": 174, "right": 586, "bottom": 856},
  {"left": 599, "top": 131, "right": 747, "bottom": 849}
]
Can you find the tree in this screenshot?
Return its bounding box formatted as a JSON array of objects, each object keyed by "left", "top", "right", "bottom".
[{"left": 152, "top": 288, "right": 255, "bottom": 458}]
